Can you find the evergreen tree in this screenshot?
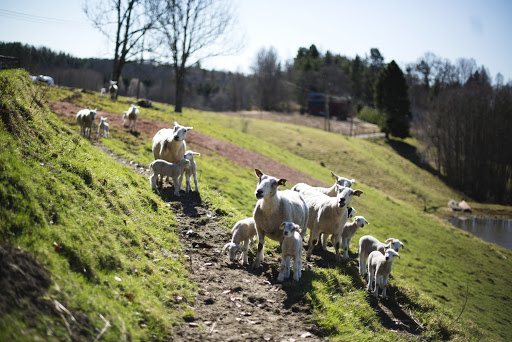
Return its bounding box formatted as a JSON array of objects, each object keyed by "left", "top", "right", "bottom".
[{"left": 374, "top": 60, "right": 412, "bottom": 139}]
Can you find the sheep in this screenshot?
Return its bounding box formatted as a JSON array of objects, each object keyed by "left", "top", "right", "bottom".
[
  {"left": 252, "top": 169, "right": 309, "bottom": 269},
  {"left": 152, "top": 121, "right": 193, "bottom": 163},
  {"left": 100, "top": 88, "right": 106, "bottom": 97},
  {"left": 295, "top": 185, "right": 363, "bottom": 262},
  {"left": 367, "top": 249, "right": 400, "bottom": 298},
  {"left": 149, "top": 158, "right": 190, "bottom": 196},
  {"left": 277, "top": 222, "right": 303, "bottom": 282},
  {"left": 76, "top": 107, "right": 97, "bottom": 139},
  {"left": 337, "top": 216, "right": 369, "bottom": 260},
  {"left": 358, "top": 236, "right": 404, "bottom": 277},
  {"left": 291, "top": 171, "right": 355, "bottom": 197},
  {"left": 97, "top": 117, "right": 109, "bottom": 138},
  {"left": 123, "top": 104, "right": 139, "bottom": 132},
  {"left": 183, "top": 150, "right": 200, "bottom": 193},
  {"left": 320, "top": 206, "right": 356, "bottom": 251},
  {"left": 109, "top": 81, "right": 118, "bottom": 100},
  {"left": 222, "top": 217, "right": 257, "bottom": 265}
]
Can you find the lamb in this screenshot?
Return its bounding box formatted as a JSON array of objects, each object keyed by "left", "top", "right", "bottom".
[
  {"left": 367, "top": 249, "right": 400, "bottom": 298},
  {"left": 338, "top": 216, "right": 369, "bottom": 260},
  {"left": 321, "top": 206, "right": 356, "bottom": 251},
  {"left": 109, "top": 81, "right": 118, "bottom": 100},
  {"left": 252, "top": 169, "right": 309, "bottom": 269},
  {"left": 149, "top": 158, "right": 190, "bottom": 196},
  {"left": 123, "top": 104, "right": 139, "bottom": 132},
  {"left": 222, "top": 217, "right": 257, "bottom": 265},
  {"left": 358, "top": 236, "right": 404, "bottom": 277},
  {"left": 97, "top": 117, "right": 109, "bottom": 138},
  {"left": 295, "top": 185, "right": 363, "bottom": 262},
  {"left": 76, "top": 107, "right": 97, "bottom": 139},
  {"left": 277, "top": 222, "right": 303, "bottom": 282},
  {"left": 291, "top": 171, "right": 355, "bottom": 197},
  {"left": 100, "top": 88, "right": 106, "bottom": 97},
  {"left": 152, "top": 121, "right": 193, "bottom": 163},
  {"left": 183, "top": 150, "right": 200, "bottom": 193}
]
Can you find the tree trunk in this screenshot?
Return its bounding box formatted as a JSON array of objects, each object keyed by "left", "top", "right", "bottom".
[{"left": 175, "top": 69, "right": 185, "bottom": 113}]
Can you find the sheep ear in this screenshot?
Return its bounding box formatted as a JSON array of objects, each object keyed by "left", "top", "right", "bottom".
[
  {"left": 186, "top": 126, "right": 193, "bottom": 131},
  {"left": 354, "top": 190, "right": 364, "bottom": 197},
  {"left": 174, "top": 121, "right": 179, "bottom": 126},
  {"left": 330, "top": 171, "right": 337, "bottom": 180},
  {"left": 401, "top": 243, "right": 404, "bottom": 250},
  {"left": 279, "top": 223, "right": 285, "bottom": 230},
  {"left": 194, "top": 152, "right": 201, "bottom": 156},
  {"left": 278, "top": 179, "right": 287, "bottom": 186},
  {"left": 366, "top": 219, "right": 370, "bottom": 225},
  {"left": 222, "top": 243, "right": 230, "bottom": 253},
  {"left": 385, "top": 238, "right": 393, "bottom": 243},
  {"left": 295, "top": 224, "right": 301, "bottom": 234},
  {"left": 255, "top": 169, "right": 263, "bottom": 179}
]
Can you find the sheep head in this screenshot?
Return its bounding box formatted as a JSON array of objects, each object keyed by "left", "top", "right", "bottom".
[
  {"left": 336, "top": 186, "right": 364, "bottom": 208},
  {"left": 384, "top": 248, "right": 400, "bottom": 260},
  {"left": 385, "top": 238, "right": 405, "bottom": 251},
  {"left": 347, "top": 207, "right": 357, "bottom": 219},
  {"left": 222, "top": 242, "right": 242, "bottom": 261},
  {"left": 172, "top": 121, "right": 193, "bottom": 141},
  {"left": 331, "top": 171, "right": 355, "bottom": 188},
  {"left": 280, "top": 221, "right": 301, "bottom": 237},
  {"left": 354, "top": 216, "right": 369, "bottom": 227},
  {"left": 254, "top": 169, "right": 286, "bottom": 199}
]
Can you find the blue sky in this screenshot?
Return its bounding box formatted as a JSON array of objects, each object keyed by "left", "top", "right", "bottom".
[{"left": 1, "top": 0, "right": 511, "bottom": 82}]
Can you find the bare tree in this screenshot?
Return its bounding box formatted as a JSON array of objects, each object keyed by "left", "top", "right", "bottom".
[
  {"left": 252, "top": 47, "right": 284, "bottom": 111},
  {"left": 84, "top": 0, "right": 153, "bottom": 86},
  {"left": 149, "top": 0, "right": 241, "bottom": 112}
]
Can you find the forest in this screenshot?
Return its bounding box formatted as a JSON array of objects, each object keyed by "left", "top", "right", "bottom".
[{"left": 1, "top": 41, "right": 511, "bottom": 204}]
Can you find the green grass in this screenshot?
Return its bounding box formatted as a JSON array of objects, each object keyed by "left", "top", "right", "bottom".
[{"left": 4, "top": 71, "right": 512, "bottom": 341}]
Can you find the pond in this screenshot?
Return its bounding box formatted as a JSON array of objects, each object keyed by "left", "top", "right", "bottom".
[{"left": 449, "top": 217, "right": 512, "bottom": 251}]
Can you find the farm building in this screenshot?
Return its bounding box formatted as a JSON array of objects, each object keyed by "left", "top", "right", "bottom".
[{"left": 307, "top": 92, "right": 351, "bottom": 120}]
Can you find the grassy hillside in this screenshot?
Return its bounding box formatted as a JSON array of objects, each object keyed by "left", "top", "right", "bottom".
[{"left": 3, "top": 70, "right": 512, "bottom": 341}]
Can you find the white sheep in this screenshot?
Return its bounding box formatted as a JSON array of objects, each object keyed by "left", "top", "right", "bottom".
[
  {"left": 277, "top": 222, "right": 303, "bottom": 282},
  {"left": 358, "top": 236, "right": 404, "bottom": 277},
  {"left": 252, "top": 169, "right": 309, "bottom": 269},
  {"left": 222, "top": 217, "right": 257, "bottom": 265},
  {"left": 183, "top": 150, "right": 200, "bottom": 193},
  {"left": 109, "top": 81, "right": 118, "bottom": 100},
  {"left": 367, "top": 249, "right": 400, "bottom": 298},
  {"left": 97, "top": 117, "right": 109, "bottom": 138},
  {"left": 149, "top": 158, "right": 190, "bottom": 196},
  {"left": 338, "top": 216, "right": 369, "bottom": 260},
  {"left": 291, "top": 172, "right": 355, "bottom": 197},
  {"left": 100, "top": 88, "right": 106, "bottom": 97},
  {"left": 76, "top": 107, "right": 97, "bottom": 139},
  {"left": 123, "top": 104, "right": 139, "bottom": 132},
  {"left": 152, "top": 121, "right": 193, "bottom": 163},
  {"left": 321, "top": 206, "right": 356, "bottom": 251},
  {"left": 295, "top": 185, "right": 363, "bottom": 262}
]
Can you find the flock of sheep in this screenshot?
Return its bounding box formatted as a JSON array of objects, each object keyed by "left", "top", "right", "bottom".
[
  {"left": 224, "top": 168, "right": 405, "bottom": 298},
  {"left": 75, "top": 103, "right": 140, "bottom": 139},
  {"left": 76, "top": 110, "right": 405, "bottom": 299}
]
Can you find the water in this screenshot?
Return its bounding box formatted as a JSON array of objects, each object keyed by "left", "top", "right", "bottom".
[{"left": 449, "top": 217, "right": 512, "bottom": 251}]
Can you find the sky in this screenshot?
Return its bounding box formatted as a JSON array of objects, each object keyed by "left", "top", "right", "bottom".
[{"left": 1, "top": 0, "right": 511, "bottom": 82}]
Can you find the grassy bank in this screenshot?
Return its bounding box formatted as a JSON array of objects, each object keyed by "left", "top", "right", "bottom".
[{"left": 5, "top": 71, "right": 512, "bottom": 341}]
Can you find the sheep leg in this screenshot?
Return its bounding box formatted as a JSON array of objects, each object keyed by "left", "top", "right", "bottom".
[
  {"left": 284, "top": 256, "right": 291, "bottom": 279},
  {"left": 193, "top": 171, "right": 199, "bottom": 192},
  {"left": 334, "top": 239, "right": 341, "bottom": 262},
  {"left": 242, "top": 238, "right": 250, "bottom": 265},
  {"left": 367, "top": 267, "right": 374, "bottom": 292},
  {"left": 252, "top": 231, "right": 265, "bottom": 269},
  {"left": 173, "top": 175, "right": 181, "bottom": 196},
  {"left": 293, "top": 256, "right": 302, "bottom": 281},
  {"left": 382, "top": 275, "right": 389, "bottom": 298},
  {"left": 342, "top": 239, "right": 349, "bottom": 260},
  {"left": 277, "top": 260, "right": 286, "bottom": 282},
  {"left": 185, "top": 172, "right": 191, "bottom": 193},
  {"left": 320, "top": 233, "right": 328, "bottom": 250}
]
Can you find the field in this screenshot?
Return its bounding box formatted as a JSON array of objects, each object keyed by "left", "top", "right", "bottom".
[{"left": 1, "top": 69, "right": 512, "bottom": 341}]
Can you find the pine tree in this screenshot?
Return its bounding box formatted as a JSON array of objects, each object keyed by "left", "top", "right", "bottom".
[{"left": 374, "top": 60, "right": 412, "bottom": 139}]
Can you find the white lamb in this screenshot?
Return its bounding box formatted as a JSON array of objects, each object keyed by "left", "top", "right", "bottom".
[
  {"left": 358, "top": 236, "right": 404, "bottom": 277},
  {"left": 152, "top": 121, "right": 193, "bottom": 163},
  {"left": 291, "top": 171, "right": 355, "bottom": 197},
  {"left": 222, "top": 217, "right": 257, "bottom": 265},
  {"left": 367, "top": 249, "right": 400, "bottom": 298},
  {"left": 183, "top": 150, "right": 200, "bottom": 193},
  {"left": 123, "top": 104, "right": 139, "bottom": 132},
  {"left": 252, "top": 169, "right": 309, "bottom": 269},
  {"left": 338, "top": 216, "right": 369, "bottom": 260},
  {"left": 76, "top": 107, "right": 97, "bottom": 139},
  {"left": 277, "top": 222, "right": 303, "bottom": 282},
  {"left": 97, "top": 117, "right": 109, "bottom": 138},
  {"left": 295, "top": 185, "right": 363, "bottom": 262},
  {"left": 149, "top": 158, "right": 190, "bottom": 196}
]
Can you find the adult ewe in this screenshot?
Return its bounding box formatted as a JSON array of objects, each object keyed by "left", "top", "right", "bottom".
[
  {"left": 152, "top": 121, "right": 193, "bottom": 163},
  {"left": 76, "top": 107, "right": 97, "bottom": 139},
  {"left": 252, "top": 169, "right": 309, "bottom": 269}
]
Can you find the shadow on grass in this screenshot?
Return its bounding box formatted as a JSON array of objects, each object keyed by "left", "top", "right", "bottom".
[{"left": 386, "top": 138, "right": 437, "bottom": 175}]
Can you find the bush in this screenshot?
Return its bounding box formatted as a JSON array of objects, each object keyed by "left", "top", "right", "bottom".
[{"left": 357, "top": 106, "right": 384, "bottom": 127}]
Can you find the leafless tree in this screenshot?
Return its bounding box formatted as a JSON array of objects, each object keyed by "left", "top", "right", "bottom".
[
  {"left": 84, "top": 0, "right": 154, "bottom": 87},
  {"left": 252, "top": 47, "right": 284, "bottom": 111},
  {"left": 148, "top": 0, "right": 242, "bottom": 112}
]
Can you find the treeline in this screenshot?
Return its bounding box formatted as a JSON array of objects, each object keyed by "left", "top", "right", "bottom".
[
  {"left": 2, "top": 42, "right": 511, "bottom": 204},
  {"left": 407, "top": 54, "right": 512, "bottom": 204}
]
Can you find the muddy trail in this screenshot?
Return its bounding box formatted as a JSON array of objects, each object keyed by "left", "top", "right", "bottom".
[{"left": 47, "top": 101, "right": 424, "bottom": 341}]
